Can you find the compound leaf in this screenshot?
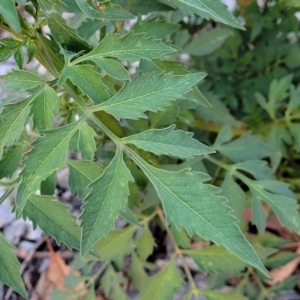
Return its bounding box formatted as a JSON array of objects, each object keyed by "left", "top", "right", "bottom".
[
  {"left": 92, "top": 72, "right": 205, "bottom": 120},
  {"left": 31, "top": 85, "right": 60, "bottom": 130},
  {"left": 59, "top": 65, "right": 109, "bottom": 104},
  {"left": 123, "top": 125, "right": 214, "bottom": 158},
  {"left": 80, "top": 147, "right": 134, "bottom": 256},
  {"left": 1, "top": 70, "right": 46, "bottom": 91},
  {"left": 140, "top": 257, "right": 182, "bottom": 300},
  {"left": 75, "top": 32, "right": 176, "bottom": 63},
  {"left": 0, "top": 233, "right": 27, "bottom": 298},
  {"left": 68, "top": 159, "right": 104, "bottom": 199},
  {"left": 135, "top": 157, "right": 269, "bottom": 277},
  {"left": 0, "top": 97, "right": 32, "bottom": 159},
  {"left": 170, "top": 0, "right": 244, "bottom": 30},
  {"left": 16, "top": 121, "right": 81, "bottom": 217},
  {"left": 23, "top": 195, "right": 81, "bottom": 249}
]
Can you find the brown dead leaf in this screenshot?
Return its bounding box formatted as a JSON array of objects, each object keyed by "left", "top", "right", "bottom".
[{"left": 265, "top": 243, "right": 300, "bottom": 286}]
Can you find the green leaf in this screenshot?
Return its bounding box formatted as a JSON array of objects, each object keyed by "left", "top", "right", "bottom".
[
  {"left": 40, "top": 171, "right": 57, "bottom": 196},
  {"left": 215, "top": 132, "right": 272, "bottom": 162},
  {"left": 77, "top": 123, "right": 97, "bottom": 160},
  {"left": 133, "top": 18, "right": 180, "bottom": 39},
  {"left": 75, "top": 32, "right": 176, "bottom": 64},
  {"left": 14, "top": 46, "right": 24, "bottom": 69},
  {"left": 75, "top": 0, "right": 134, "bottom": 20},
  {"left": 119, "top": 206, "right": 141, "bottom": 226},
  {"left": 170, "top": 0, "right": 244, "bottom": 30},
  {"left": 288, "top": 122, "right": 300, "bottom": 152},
  {"left": 0, "top": 0, "right": 21, "bottom": 32},
  {"left": 16, "top": 121, "right": 81, "bottom": 216},
  {"left": 0, "top": 233, "right": 27, "bottom": 298},
  {"left": 123, "top": 125, "right": 214, "bottom": 158},
  {"left": 68, "top": 159, "right": 104, "bottom": 199},
  {"left": 93, "top": 226, "right": 136, "bottom": 260},
  {"left": 128, "top": 252, "right": 148, "bottom": 289},
  {"left": 200, "top": 290, "right": 248, "bottom": 300},
  {"left": 0, "top": 147, "right": 24, "bottom": 179},
  {"left": 140, "top": 257, "right": 182, "bottom": 300},
  {"left": 92, "top": 57, "right": 130, "bottom": 80},
  {"left": 31, "top": 86, "right": 60, "bottom": 130},
  {"left": 264, "top": 251, "right": 300, "bottom": 268},
  {"left": 59, "top": 65, "right": 109, "bottom": 104},
  {"left": 135, "top": 156, "right": 269, "bottom": 276},
  {"left": 37, "top": 0, "right": 90, "bottom": 52},
  {"left": 0, "top": 97, "right": 32, "bottom": 159},
  {"left": 92, "top": 72, "right": 205, "bottom": 120},
  {"left": 183, "top": 28, "right": 233, "bottom": 56},
  {"left": 248, "top": 232, "right": 290, "bottom": 248},
  {"left": 234, "top": 160, "right": 275, "bottom": 180},
  {"left": 1, "top": 70, "right": 46, "bottom": 91},
  {"left": 136, "top": 225, "right": 155, "bottom": 261},
  {"left": 80, "top": 147, "right": 134, "bottom": 256},
  {"left": 23, "top": 195, "right": 81, "bottom": 249},
  {"left": 185, "top": 245, "right": 246, "bottom": 275}
]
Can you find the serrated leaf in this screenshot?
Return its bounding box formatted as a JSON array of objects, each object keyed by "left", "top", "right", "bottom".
[
  {"left": 170, "top": 0, "right": 244, "bottom": 30},
  {"left": 183, "top": 28, "right": 233, "bottom": 56},
  {"left": 0, "top": 233, "right": 27, "bottom": 298},
  {"left": 137, "top": 225, "right": 155, "bottom": 261},
  {"left": 234, "top": 160, "right": 275, "bottom": 180},
  {"left": 0, "top": 97, "right": 32, "bottom": 159},
  {"left": 23, "top": 195, "right": 81, "bottom": 249},
  {"left": 80, "top": 147, "right": 134, "bottom": 256},
  {"left": 68, "top": 159, "right": 104, "bottom": 199},
  {"left": 119, "top": 206, "right": 141, "bottom": 226},
  {"left": 0, "top": 0, "right": 21, "bottom": 32},
  {"left": 77, "top": 123, "right": 97, "bottom": 160},
  {"left": 76, "top": 0, "right": 134, "bottom": 20},
  {"left": 31, "top": 86, "right": 60, "bottom": 130},
  {"left": 93, "top": 226, "right": 136, "bottom": 260},
  {"left": 264, "top": 251, "right": 300, "bottom": 268},
  {"left": 128, "top": 252, "right": 148, "bottom": 289},
  {"left": 185, "top": 245, "right": 246, "bottom": 275},
  {"left": 16, "top": 121, "right": 81, "bottom": 216},
  {"left": 215, "top": 132, "right": 272, "bottom": 162},
  {"left": 0, "top": 45, "right": 16, "bottom": 63},
  {"left": 140, "top": 257, "right": 182, "bottom": 300},
  {"left": 133, "top": 18, "right": 180, "bottom": 39},
  {"left": 0, "top": 147, "right": 24, "bottom": 179},
  {"left": 248, "top": 232, "right": 290, "bottom": 248},
  {"left": 1, "top": 70, "right": 46, "bottom": 91},
  {"left": 40, "top": 171, "right": 57, "bottom": 196},
  {"left": 91, "top": 72, "right": 205, "bottom": 120},
  {"left": 37, "top": 0, "right": 90, "bottom": 52},
  {"left": 111, "top": 0, "right": 172, "bottom": 14},
  {"left": 135, "top": 157, "right": 269, "bottom": 276},
  {"left": 92, "top": 57, "right": 130, "bottom": 80},
  {"left": 123, "top": 125, "right": 214, "bottom": 158},
  {"left": 251, "top": 192, "right": 266, "bottom": 234},
  {"left": 14, "top": 46, "right": 24, "bottom": 69},
  {"left": 75, "top": 32, "right": 176, "bottom": 64},
  {"left": 59, "top": 65, "right": 109, "bottom": 104},
  {"left": 288, "top": 122, "right": 300, "bottom": 152}
]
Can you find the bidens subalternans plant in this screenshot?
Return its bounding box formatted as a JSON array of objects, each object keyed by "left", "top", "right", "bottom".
[{"left": 0, "top": 0, "right": 300, "bottom": 299}]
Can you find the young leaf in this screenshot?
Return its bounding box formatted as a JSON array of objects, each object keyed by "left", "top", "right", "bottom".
[
  {"left": 0, "top": 233, "right": 27, "bottom": 299},
  {"left": 0, "top": 97, "right": 32, "bottom": 159},
  {"left": 122, "top": 125, "right": 214, "bottom": 158},
  {"left": 80, "top": 147, "right": 134, "bottom": 256},
  {"left": 215, "top": 132, "right": 272, "bottom": 162},
  {"left": 59, "top": 65, "right": 109, "bottom": 104},
  {"left": 77, "top": 123, "right": 97, "bottom": 160},
  {"left": 134, "top": 156, "right": 269, "bottom": 277},
  {"left": 91, "top": 72, "right": 205, "bottom": 120},
  {"left": 75, "top": 0, "right": 134, "bottom": 20},
  {"left": 31, "top": 86, "right": 60, "bottom": 130},
  {"left": 68, "top": 159, "right": 104, "bottom": 199},
  {"left": 23, "top": 195, "right": 81, "bottom": 250},
  {"left": 92, "top": 57, "right": 130, "bottom": 80},
  {"left": 16, "top": 121, "right": 81, "bottom": 216},
  {"left": 140, "top": 257, "right": 182, "bottom": 300},
  {"left": 1, "top": 70, "right": 46, "bottom": 91},
  {"left": 170, "top": 0, "right": 244, "bottom": 30},
  {"left": 120, "top": 206, "right": 141, "bottom": 226},
  {"left": 0, "top": 0, "right": 21, "bottom": 32},
  {"left": 74, "top": 32, "right": 176, "bottom": 64}
]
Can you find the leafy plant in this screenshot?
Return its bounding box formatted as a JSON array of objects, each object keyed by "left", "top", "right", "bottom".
[{"left": 0, "top": 0, "right": 299, "bottom": 299}]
